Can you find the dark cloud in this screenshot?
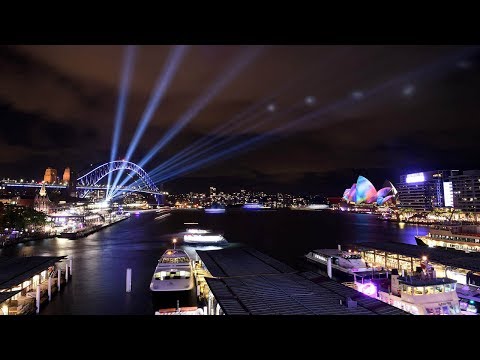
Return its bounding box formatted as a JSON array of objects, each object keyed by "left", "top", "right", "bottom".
[{"left": 1, "top": 45, "right": 480, "bottom": 194}]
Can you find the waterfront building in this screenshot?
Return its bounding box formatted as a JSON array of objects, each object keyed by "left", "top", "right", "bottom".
[
  {"left": 450, "top": 170, "right": 480, "bottom": 212},
  {"left": 0, "top": 256, "right": 66, "bottom": 315},
  {"left": 396, "top": 170, "right": 459, "bottom": 211},
  {"left": 0, "top": 196, "right": 35, "bottom": 207}
]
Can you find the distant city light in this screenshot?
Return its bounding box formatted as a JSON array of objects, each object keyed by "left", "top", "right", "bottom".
[
  {"left": 402, "top": 84, "right": 415, "bottom": 97},
  {"left": 243, "top": 203, "right": 263, "bottom": 209},
  {"left": 406, "top": 172, "right": 425, "bottom": 183},
  {"left": 267, "top": 103, "right": 276, "bottom": 112}
]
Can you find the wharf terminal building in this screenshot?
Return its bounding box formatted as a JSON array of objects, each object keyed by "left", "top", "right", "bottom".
[{"left": 396, "top": 170, "right": 480, "bottom": 212}]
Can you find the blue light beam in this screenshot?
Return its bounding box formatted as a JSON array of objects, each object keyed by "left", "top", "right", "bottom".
[
  {"left": 149, "top": 99, "right": 305, "bottom": 181},
  {"left": 106, "top": 46, "right": 137, "bottom": 198},
  {"left": 148, "top": 110, "right": 265, "bottom": 180},
  {"left": 115, "top": 47, "right": 351, "bottom": 195},
  {"left": 111, "top": 47, "right": 263, "bottom": 197},
  {"left": 138, "top": 46, "right": 263, "bottom": 169},
  {"left": 110, "top": 45, "right": 189, "bottom": 194},
  {"left": 148, "top": 46, "right": 480, "bottom": 185},
  {"left": 144, "top": 48, "right": 353, "bottom": 182},
  {"left": 147, "top": 88, "right": 297, "bottom": 181}
]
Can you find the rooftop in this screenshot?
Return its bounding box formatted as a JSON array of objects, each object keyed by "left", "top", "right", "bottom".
[
  {"left": 197, "top": 247, "right": 407, "bottom": 315},
  {"left": 161, "top": 249, "right": 188, "bottom": 258},
  {"left": 353, "top": 242, "right": 480, "bottom": 273},
  {"left": 0, "top": 290, "right": 21, "bottom": 303},
  {"left": 0, "top": 256, "right": 65, "bottom": 290}
]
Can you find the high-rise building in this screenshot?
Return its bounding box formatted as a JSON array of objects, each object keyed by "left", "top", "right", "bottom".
[
  {"left": 450, "top": 170, "right": 480, "bottom": 212},
  {"left": 396, "top": 170, "right": 459, "bottom": 210},
  {"left": 63, "top": 167, "right": 71, "bottom": 183},
  {"left": 43, "top": 167, "right": 57, "bottom": 184}
]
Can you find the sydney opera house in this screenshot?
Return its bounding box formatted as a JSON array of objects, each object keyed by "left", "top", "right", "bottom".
[{"left": 342, "top": 176, "right": 398, "bottom": 206}]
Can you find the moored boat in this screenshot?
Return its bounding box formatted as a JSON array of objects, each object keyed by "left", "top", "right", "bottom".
[{"left": 150, "top": 249, "right": 194, "bottom": 292}]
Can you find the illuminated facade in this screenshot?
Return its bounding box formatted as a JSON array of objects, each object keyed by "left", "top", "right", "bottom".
[
  {"left": 355, "top": 176, "right": 377, "bottom": 204},
  {"left": 63, "top": 167, "right": 71, "bottom": 183},
  {"left": 397, "top": 170, "right": 459, "bottom": 210},
  {"left": 342, "top": 176, "right": 396, "bottom": 206},
  {"left": 43, "top": 167, "right": 57, "bottom": 184},
  {"left": 346, "top": 184, "right": 356, "bottom": 202},
  {"left": 450, "top": 170, "right": 480, "bottom": 212},
  {"left": 34, "top": 183, "right": 55, "bottom": 214}
]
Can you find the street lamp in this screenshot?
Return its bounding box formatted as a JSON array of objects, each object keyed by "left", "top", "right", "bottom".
[{"left": 173, "top": 238, "right": 177, "bottom": 250}]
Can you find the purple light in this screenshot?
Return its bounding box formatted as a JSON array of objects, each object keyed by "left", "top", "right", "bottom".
[
  {"left": 205, "top": 208, "right": 225, "bottom": 214},
  {"left": 357, "top": 282, "right": 377, "bottom": 297},
  {"left": 243, "top": 203, "right": 263, "bottom": 209},
  {"left": 406, "top": 172, "right": 425, "bottom": 183}
]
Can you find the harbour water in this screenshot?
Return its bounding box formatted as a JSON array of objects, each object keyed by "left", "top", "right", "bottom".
[{"left": 0, "top": 209, "right": 429, "bottom": 314}]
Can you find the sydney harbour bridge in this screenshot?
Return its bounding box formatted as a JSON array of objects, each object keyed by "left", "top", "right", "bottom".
[{"left": 3, "top": 160, "right": 164, "bottom": 204}]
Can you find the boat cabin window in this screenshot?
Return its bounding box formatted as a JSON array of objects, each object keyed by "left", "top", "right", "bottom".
[
  {"left": 154, "top": 270, "right": 191, "bottom": 280},
  {"left": 343, "top": 254, "right": 362, "bottom": 260},
  {"left": 434, "top": 285, "right": 444, "bottom": 293},
  {"left": 444, "top": 283, "right": 453, "bottom": 292},
  {"left": 413, "top": 287, "right": 424, "bottom": 295},
  {"left": 160, "top": 257, "right": 189, "bottom": 264},
  {"left": 424, "top": 286, "right": 435, "bottom": 295}
]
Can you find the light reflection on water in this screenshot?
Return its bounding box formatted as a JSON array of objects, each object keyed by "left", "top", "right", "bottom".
[{"left": 0, "top": 209, "right": 428, "bottom": 314}]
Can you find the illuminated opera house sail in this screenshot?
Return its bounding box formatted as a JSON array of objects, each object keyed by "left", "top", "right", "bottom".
[{"left": 342, "top": 176, "right": 397, "bottom": 206}]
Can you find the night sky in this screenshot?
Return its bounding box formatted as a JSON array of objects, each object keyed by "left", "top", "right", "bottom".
[{"left": 1, "top": 45, "right": 480, "bottom": 195}]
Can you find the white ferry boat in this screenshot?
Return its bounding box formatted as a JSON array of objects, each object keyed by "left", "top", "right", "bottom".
[
  {"left": 415, "top": 225, "right": 480, "bottom": 252},
  {"left": 156, "top": 206, "right": 171, "bottom": 214},
  {"left": 304, "top": 248, "right": 384, "bottom": 281},
  {"left": 204, "top": 207, "right": 226, "bottom": 214},
  {"left": 243, "top": 203, "right": 272, "bottom": 210},
  {"left": 150, "top": 249, "right": 194, "bottom": 292},
  {"left": 183, "top": 228, "right": 227, "bottom": 245},
  {"left": 376, "top": 266, "right": 461, "bottom": 315}
]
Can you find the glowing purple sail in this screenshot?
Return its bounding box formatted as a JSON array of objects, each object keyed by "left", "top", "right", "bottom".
[
  {"left": 347, "top": 183, "right": 357, "bottom": 202},
  {"left": 355, "top": 176, "right": 377, "bottom": 204}
]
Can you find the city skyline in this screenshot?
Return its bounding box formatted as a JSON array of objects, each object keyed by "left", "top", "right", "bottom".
[
  {"left": 2, "top": 45, "right": 480, "bottom": 194},
  {"left": 3, "top": 39, "right": 480, "bottom": 318}
]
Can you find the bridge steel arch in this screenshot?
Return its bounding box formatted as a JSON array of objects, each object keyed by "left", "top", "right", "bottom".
[{"left": 77, "top": 161, "right": 161, "bottom": 202}]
